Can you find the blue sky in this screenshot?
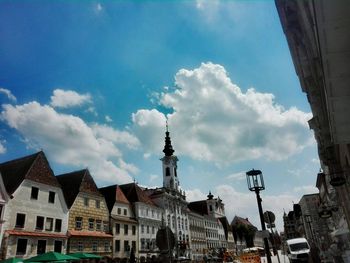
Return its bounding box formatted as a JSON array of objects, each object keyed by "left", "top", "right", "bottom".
[{"left": 0, "top": 0, "right": 319, "bottom": 230}]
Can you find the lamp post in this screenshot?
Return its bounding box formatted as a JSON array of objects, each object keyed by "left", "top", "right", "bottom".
[{"left": 246, "top": 169, "right": 272, "bottom": 263}]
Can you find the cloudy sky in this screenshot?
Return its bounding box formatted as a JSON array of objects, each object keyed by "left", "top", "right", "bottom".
[{"left": 0, "top": 0, "right": 320, "bottom": 230}]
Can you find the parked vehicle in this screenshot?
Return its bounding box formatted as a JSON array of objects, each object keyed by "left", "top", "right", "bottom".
[{"left": 286, "top": 238, "right": 310, "bottom": 263}]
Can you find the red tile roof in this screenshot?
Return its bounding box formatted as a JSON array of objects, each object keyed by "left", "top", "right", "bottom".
[
  {"left": 116, "top": 186, "right": 129, "bottom": 204},
  {"left": 5, "top": 230, "right": 67, "bottom": 238},
  {"left": 68, "top": 230, "right": 112, "bottom": 238}
]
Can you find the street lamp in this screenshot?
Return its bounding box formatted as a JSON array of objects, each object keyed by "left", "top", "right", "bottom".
[{"left": 246, "top": 169, "right": 272, "bottom": 263}]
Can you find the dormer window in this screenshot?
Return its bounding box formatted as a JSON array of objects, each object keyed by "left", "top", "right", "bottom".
[
  {"left": 31, "top": 187, "right": 39, "bottom": 200},
  {"left": 166, "top": 167, "right": 171, "bottom": 176}
]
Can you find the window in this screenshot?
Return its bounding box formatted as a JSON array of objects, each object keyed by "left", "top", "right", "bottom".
[
  {"left": 115, "top": 240, "right": 120, "bottom": 252},
  {"left": 132, "top": 225, "right": 136, "bottom": 235},
  {"left": 84, "top": 197, "right": 89, "bottom": 206},
  {"left": 55, "top": 219, "right": 62, "bottom": 232},
  {"left": 146, "top": 225, "right": 149, "bottom": 234},
  {"left": 124, "top": 240, "right": 129, "bottom": 251},
  {"left": 96, "top": 220, "right": 102, "bottom": 231},
  {"left": 115, "top": 223, "right": 120, "bottom": 234},
  {"left": 45, "top": 218, "right": 53, "bottom": 231},
  {"left": 48, "top": 191, "right": 55, "bottom": 203},
  {"left": 123, "top": 209, "right": 127, "bottom": 216},
  {"left": 92, "top": 241, "right": 98, "bottom": 252},
  {"left": 152, "top": 210, "right": 154, "bottom": 217},
  {"left": 152, "top": 226, "right": 155, "bottom": 234},
  {"left": 88, "top": 218, "right": 94, "bottom": 230},
  {"left": 15, "top": 213, "right": 25, "bottom": 228},
  {"left": 36, "top": 216, "right": 44, "bottom": 230},
  {"left": 132, "top": 241, "right": 136, "bottom": 250},
  {"left": 75, "top": 217, "right": 83, "bottom": 230},
  {"left": 166, "top": 167, "right": 170, "bottom": 176},
  {"left": 141, "top": 239, "right": 145, "bottom": 249},
  {"left": 16, "top": 238, "right": 27, "bottom": 255},
  {"left": 96, "top": 200, "right": 100, "bottom": 208},
  {"left": 78, "top": 242, "right": 83, "bottom": 251},
  {"left": 141, "top": 225, "right": 144, "bottom": 234},
  {"left": 31, "top": 187, "right": 39, "bottom": 200},
  {"left": 54, "top": 240, "right": 62, "bottom": 253},
  {"left": 104, "top": 241, "right": 109, "bottom": 252},
  {"left": 103, "top": 221, "right": 108, "bottom": 232},
  {"left": 124, "top": 224, "right": 128, "bottom": 235},
  {"left": 117, "top": 208, "right": 121, "bottom": 214},
  {"left": 37, "top": 240, "right": 46, "bottom": 255}
]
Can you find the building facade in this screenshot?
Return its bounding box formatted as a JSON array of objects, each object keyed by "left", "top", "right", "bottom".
[
  {"left": 57, "top": 169, "right": 112, "bottom": 257},
  {"left": 275, "top": 0, "right": 350, "bottom": 260},
  {"left": 99, "top": 184, "right": 138, "bottom": 259},
  {"left": 188, "top": 211, "right": 206, "bottom": 262},
  {"left": 144, "top": 128, "right": 191, "bottom": 259},
  {"left": 119, "top": 183, "right": 162, "bottom": 260},
  {"left": 0, "top": 152, "right": 68, "bottom": 259}
]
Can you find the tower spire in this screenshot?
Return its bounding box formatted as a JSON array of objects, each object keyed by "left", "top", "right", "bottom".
[{"left": 163, "top": 121, "right": 174, "bottom": 156}]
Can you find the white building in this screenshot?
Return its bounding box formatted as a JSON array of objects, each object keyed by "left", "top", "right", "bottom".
[
  {"left": 99, "top": 184, "right": 138, "bottom": 259},
  {"left": 119, "top": 183, "right": 162, "bottom": 261},
  {"left": 188, "top": 211, "right": 206, "bottom": 262},
  {"left": 0, "top": 151, "right": 68, "bottom": 259},
  {"left": 143, "top": 128, "right": 191, "bottom": 259}
]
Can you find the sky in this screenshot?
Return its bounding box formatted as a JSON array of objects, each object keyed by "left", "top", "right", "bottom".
[{"left": 0, "top": 0, "right": 320, "bottom": 231}]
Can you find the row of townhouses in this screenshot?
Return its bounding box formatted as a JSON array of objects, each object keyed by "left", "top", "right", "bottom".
[{"left": 0, "top": 129, "right": 236, "bottom": 261}]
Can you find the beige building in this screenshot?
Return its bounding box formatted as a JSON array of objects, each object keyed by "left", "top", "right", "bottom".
[
  {"left": 57, "top": 169, "right": 112, "bottom": 257},
  {"left": 99, "top": 184, "right": 138, "bottom": 259}
]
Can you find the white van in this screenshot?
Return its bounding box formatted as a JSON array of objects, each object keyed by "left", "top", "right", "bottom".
[{"left": 286, "top": 238, "right": 310, "bottom": 262}]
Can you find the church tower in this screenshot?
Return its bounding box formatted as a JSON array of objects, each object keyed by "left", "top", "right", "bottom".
[{"left": 161, "top": 124, "right": 180, "bottom": 191}]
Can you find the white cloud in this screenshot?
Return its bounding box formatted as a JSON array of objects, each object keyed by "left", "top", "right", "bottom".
[
  {"left": 50, "top": 89, "right": 91, "bottom": 108},
  {"left": 312, "top": 158, "right": 320, "bottom": 164},
  {"left": 96, "top": 3, "right": 103, "bottom": 12},
  {"left": 0, "top": 102, "right": 138, "bottom": 185},
  {"left": 132, "top": 109, "right": 167, "bottom": 155},
  {"left": 186, "top": 188, "right": 208, "bottom": 202},
  {"left": 0, "top": 141, "right": 6, "bottom": 154},
  {"left": 0, "top": 88, "right": 17, "bottom": 102},
  {"left": 91, "top": 124, "right": 140, "bottom": 149},
  {"left": 132, "top": 63, "right": 313, "bottom": 164},
  {"left": 149, "top": 174, "right": 159, "bottom": 183},
  {"left": 226, "top": 171, "right": 246, "bottom": 181},
  {"left": 105, "top": 115, "right": 113, "bottom": 122},
  {"left": 293, "top": 185, "right": 319, "bottom": 194}
]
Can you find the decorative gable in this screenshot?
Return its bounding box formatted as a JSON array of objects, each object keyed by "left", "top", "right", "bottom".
[
  {"left": 26, "top": 152, "right": 60, "bottom": 187},
  {"left": 79, "top": 170, "right": 102, "bottom": 196}
]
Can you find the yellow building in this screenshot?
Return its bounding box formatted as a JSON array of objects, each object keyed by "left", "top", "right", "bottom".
[{"left": 57, "top": 169, "right": 112, "bottom": 257}]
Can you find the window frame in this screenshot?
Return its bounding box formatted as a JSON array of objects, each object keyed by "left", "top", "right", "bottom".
[
  {"left": 15, "top": 213, "right": 26, "bottom": 228},
  {"left": 31, "top": 187, "right": 39, "bottom": 200},
  {"left": 48, "top": 191, "right": 55, "bottom": 203}
]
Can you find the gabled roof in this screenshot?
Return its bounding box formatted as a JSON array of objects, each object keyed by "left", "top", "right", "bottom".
[
  {"left": 0, "top": 151, "right": 60, "bottom": 195},
  {"left": 231, "top": 215, "right": 257, "bottom": 229},
  {"left": 57, "top": 169, "right": 102, "bottom": 209},
  {"left": 119, "top": 183, "right": 155, "bottom": 206},
  {"left": 188, "top": 200, "right": 208, "bottom": 215},
  {"left": 99, "top": 184, "right": 130, "bottom": 213}
]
